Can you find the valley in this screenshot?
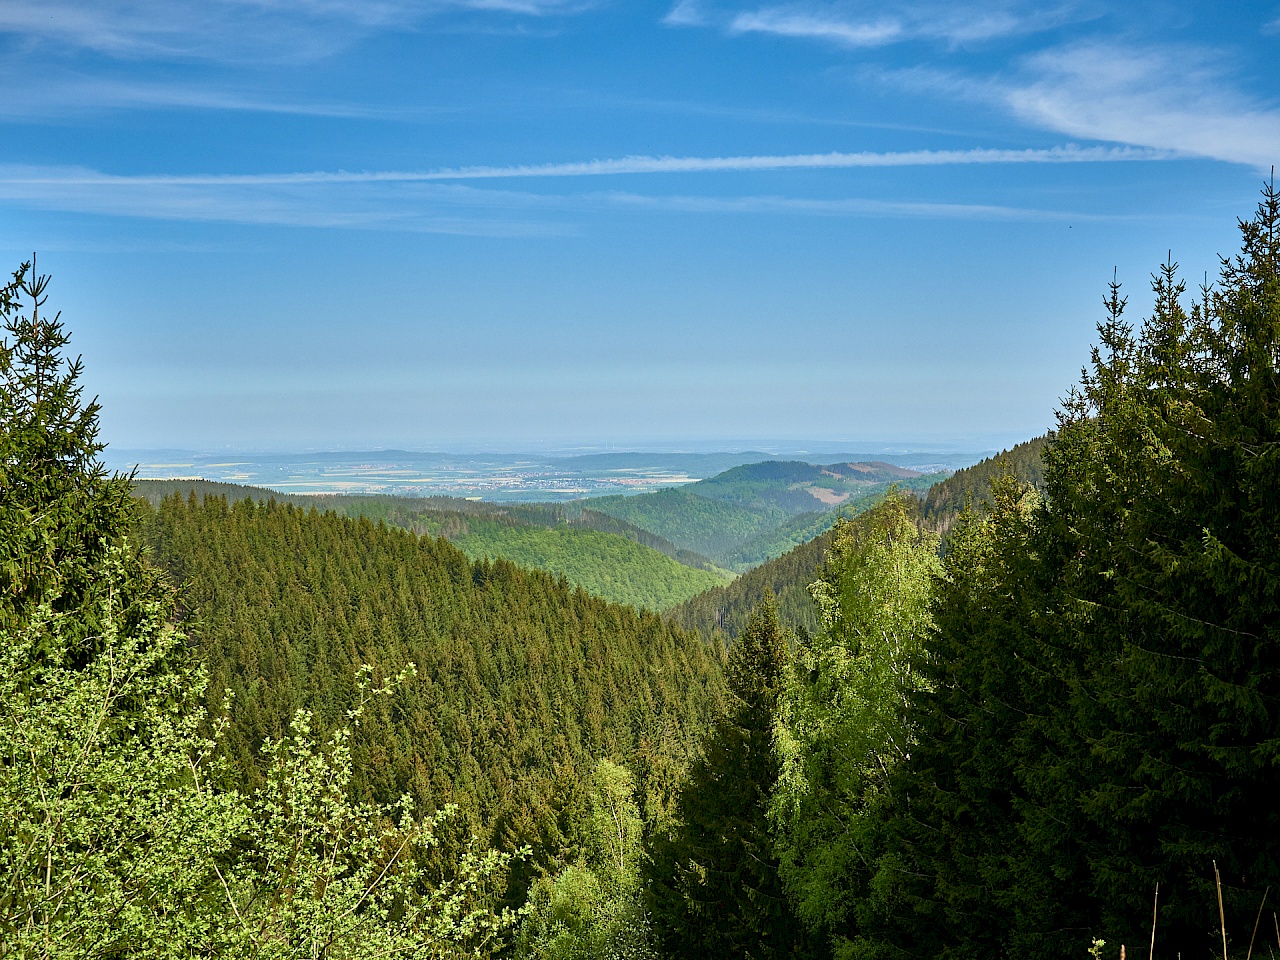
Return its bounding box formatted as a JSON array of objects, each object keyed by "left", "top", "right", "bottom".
[{"left": 134, "top": 455, "right": 955, "bottom": 611}]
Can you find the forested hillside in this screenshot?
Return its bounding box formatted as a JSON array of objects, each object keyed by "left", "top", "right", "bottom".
[
  {"left": 408, "top": 513, "right": 731, "bottom": 610},
  {"left": 135, "top": 481, "right": 732, "bottom": 610},
  {"left": 922, "top": 434, "right": 1047, "bottom": 526},
  {"left": 588, "top": 461, "right": 943, "bottom": 571},
  {"left": 135, "top": 493, "right": 726, "bottom": 883},
  {"left": 337, "top": 495, "right": 727, "bottom": 573},
  {"left": 666, "top": 528, "right": 831, "bottom": 639}
]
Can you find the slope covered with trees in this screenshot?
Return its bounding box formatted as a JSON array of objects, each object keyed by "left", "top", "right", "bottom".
[
  {"left": 136, "top": 492, "right": 727, "bottom": 885},
  {"left": 134, "top": 481, "right": 732, "bottom": 610},
  {"left": 336, "top": 495, "right": 727, "bottom": 574},
  {"left": 435, "top": 516, "right": 731, "bottom": 610},
  {"left": 921, "top": 434, "right": 1047, "bottom": 527},
  {"left": 665, "top": 529, "right": 831, "bottom": 640},
  {"left": 588, "top": 462, "right": 942, "bottom": 571}
]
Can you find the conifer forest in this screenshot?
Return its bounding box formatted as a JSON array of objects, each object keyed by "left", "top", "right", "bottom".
[{"left": 5, "top": 186, "right": 1280, "bottom": 960}]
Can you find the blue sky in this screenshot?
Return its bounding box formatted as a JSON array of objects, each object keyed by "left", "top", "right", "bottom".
[{"left": 1, "top": 0, "right": 1277, "bottom": 452}]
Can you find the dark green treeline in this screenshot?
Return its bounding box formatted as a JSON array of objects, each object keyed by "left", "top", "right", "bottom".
[
  {"left": 135, "top": 493, "right": 727, "bottom": 877},
  {"left": 833, "top": 185, "right": 1280, "bottom": 959}
]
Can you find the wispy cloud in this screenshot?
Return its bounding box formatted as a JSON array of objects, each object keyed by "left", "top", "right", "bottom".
[
  {"left": 0, "top": 74, "right": 415, "bottom": 121},
  {"left": 0, "top": 165, "right": 572, "bottom": 236},
  {"left": 907, "top": 42, "right": 1280, "bottom": 170},
  {"left": 730, "top": 9, "right": 901, "bottom": 46},
  {"left": 662, "top": 0, "right": 706, "bottom": 26},
  {"left": 602, "top": 191, "right": 1126, "bottom": 221},
  {"left": 0, "top": 153, "right": 1156, "bottom": 231},
  {"left": 0, "top": 0, "right": 593, "bottom": 62},
  {"left": 707, "top": 1, "right": 1081, "bottom": 48}
]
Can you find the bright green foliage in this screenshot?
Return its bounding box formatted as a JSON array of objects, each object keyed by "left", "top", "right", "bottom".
[
  {"left": 430, "top": 517, "right": 733, "bottom": 610},
  {"left": 0, "top": 545, "right": 239, "bottom": 955},
  {"left": 134, "top": 492, "right": 726, "bottom": 892},
  {"left": 647, "top": 598, "right": 820, "bottom": 960},
  {"left": 770, "top": 493, "right": 940, "bottom": 959},
  {"left": 0, "top": 552, "right": 520, "bottom": 958},
  {"left": 872, "top": 184, "right": 1280, "bottom": 957},
  {"left": 515, "top": 761, "right": 657, "bottom": 960}
]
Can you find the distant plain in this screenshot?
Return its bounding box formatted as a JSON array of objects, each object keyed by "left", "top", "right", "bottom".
[{"left": 108, "top": 447, "right": 987, "bottom": 500}]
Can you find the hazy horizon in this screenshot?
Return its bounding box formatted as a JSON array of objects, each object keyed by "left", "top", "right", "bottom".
[{"left": 105, "top": 444, "right": 993, "bottom": 499}]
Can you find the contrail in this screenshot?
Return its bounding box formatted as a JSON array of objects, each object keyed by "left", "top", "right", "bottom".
[{"left": 0, "top": 144, "right": 1171, "bottom": 187}]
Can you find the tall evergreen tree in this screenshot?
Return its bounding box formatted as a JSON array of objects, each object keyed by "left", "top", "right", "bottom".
[
  {"left": 1030, "top": 182, "right": 1280, "bottom": 952},
  {"left": 646, "top": 597, "right": 819, "bottom": 960},
  {"left": 874, "top": 182, "right": 1280, "bottom": 958},
  {"left": 0, "top": 259, "right": 141, "bottom": 639},
  {"left": 866, "top": 479, "right": 1073, "bottom": 960}
]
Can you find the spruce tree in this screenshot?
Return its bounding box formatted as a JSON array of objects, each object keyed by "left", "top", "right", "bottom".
[
  {"left": 874, "top": 182, "right": 1280, "bottom": 958},
  {"left": 646, "top": 597, "right": 819, "bottom": 960},
  {"left": 0, "top": 259, "right": 144, "bottom": 648},
  {"left": 1030, "top": 182, "right": 1280, "bottom": 951}
]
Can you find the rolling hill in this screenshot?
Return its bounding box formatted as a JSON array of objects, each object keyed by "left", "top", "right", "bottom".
[
  {"left": 133, "top": 480, "right": 732, "bottom": 610},
  {"left": 668, "top": 440, "right": 1049, "bottom": 640},
  {"left": 381, "top": 512, "right": 732, "bottom": 611},
  {"left": 586, "top": 461, "right": 946, "bottom": 571}
]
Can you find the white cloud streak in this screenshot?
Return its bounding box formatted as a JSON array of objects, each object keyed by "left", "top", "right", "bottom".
[
  {"left": 662, "top": 0, "right": 706, "bottom": 26},
  {"left": 602, "top": 191, "right": 1124, "bottom": 221},
  {"left": 0, "top": 144, "right": 1168, "bottom": 192},
  {"left": 0, "top": 167, "right": 572, "bottom": 236},
  {"left": 730, "top": 10, "right": 901, "bottom": 46},
  {"left": 0, "top": 148, "right": 1165, "bottom": 231},
  {"left": 0, "top": 74, "right": 410, "bottom": 120},
  {"left": 719, "top": 1, "right": 1082, "bottom": 48}
]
